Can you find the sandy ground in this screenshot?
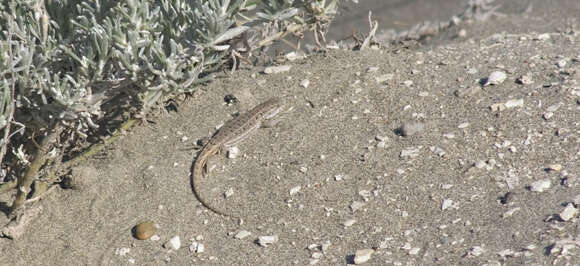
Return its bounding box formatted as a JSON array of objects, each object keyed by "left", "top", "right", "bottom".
[{"left": 1, "top": 1, "right": 580, "bottom": 265}]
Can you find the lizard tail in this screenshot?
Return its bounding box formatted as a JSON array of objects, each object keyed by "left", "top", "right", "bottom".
[{"left": 191, "top": 155, "right": 238, "bottom": 219}]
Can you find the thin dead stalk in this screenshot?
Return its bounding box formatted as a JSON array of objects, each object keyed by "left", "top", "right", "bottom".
[{"left": 360, "top": 11, "right": 379, "bottom": 51}]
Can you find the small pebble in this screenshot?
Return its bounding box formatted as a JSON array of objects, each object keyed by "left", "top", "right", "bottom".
[
  {"left": 458, "top": 122, "right": 470, "bottom": 129},
  {"left": 469, "top": 246, "right": 485, "bottom": 257},
  {"left": 263, "top": 65, "right": 291, "bottom": 74},
  {"left": 474, "top": 160, "right": 487, "bottom": 169},
  {"left": 375, "top": 135, "right": 389, "bottom": 142},
  {"left": 353, "top": 249, "right": 374, "bottom": 264},
  {"left": 343, "top": 219, "right": 356, "bottom": 227},
  {"left": 556, "top": 128, "right": 569, "bottom": 137},
  {"left": 547, "top": 164, "right": 562, "bottom": 172},
  {"left": 529, "top": 178, "right": 551, "bottom": 192},
  {"left": 441, "top": 184, "right": 454, "bottom": 189},
  {"left": 559, "top": 203, "right": 578, "bottom": 221},
  {"left": 234, "top": 230, "right": 252, "bottom": 239},
  {"left": 307, "top": 244, "right": 321, "bottom": 250},
  {"left": 525, "top": 244, "right": 537, "bottom": 251},
  {"left": 443, "top": 133, "right": 455, "bottom": 139},
  {"left": 535, "top": 33, "right": 550, "bottom": 40},
  {"left": 285, "top": 51, "right": 303, "bottom": 61},
  {"left": 400, "top": 146, "right": 421, "bottom": 158},
  {"left": 543, "top": 112, "right": 553, "bottom": 120},
  {"left": 484, "top": 71, "right": 507, "bottom": 86},
  {"left": 258, "top": 235, "right": 279, "bottom": 246},
  {"left": 224, "top": 188, "right": 234, "bottom": 198},
  {"left": 164, "top": 236, "right": 181, "bottom": 250},
  {"left": 441, "top": 199, "right": 453, "bottom": 211},
  {"left": 289, "top": 186, "right": 301, "bottom": 195},
  {"left": 300, "top": 79, "right": 310, "bottom": 88},
  {"left": 399, "top": 121, "right": 425, "bottom": 136},
  {"left": 516, "top": 73, "right": 534, "bottom": 84},
  {"left": 556, "top": 59, "right": 567, "bottom": 68},
  {"left": 134, "top": 221, "right": 157, "bottom": 240},
  {"left": 189, "top": 242, "right": 198, "bottom": 252},
  {"left": 408, "top": 247, "right": 421, "bottom": 255},
  {"left": 196, "top": 243, "right": 205, "bottom": 253},
  {"left": 504, "top": 99, "right": 524, "bottom": 108},
  {"left": 502, "top": 207, "right": 520, "bottom": 218},
  {"left": 546, "top": 103, "right": 563, "bottom": 112},
  {"left": 115, "top": 247, "right": 130, "bottom": 256}
]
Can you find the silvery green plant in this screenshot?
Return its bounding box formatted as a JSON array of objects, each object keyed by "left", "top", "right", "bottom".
[{"left": 0, "top": 0, "right": 341, "bottom": 182}]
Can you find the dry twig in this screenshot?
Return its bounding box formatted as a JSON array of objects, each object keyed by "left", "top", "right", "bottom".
[{"left": 359, "top": 11, "right": 379, "bottom": 51}]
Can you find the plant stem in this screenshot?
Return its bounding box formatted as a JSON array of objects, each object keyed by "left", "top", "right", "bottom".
[{"left": 10, "top": 124, "right": 60, "bottom": 214}]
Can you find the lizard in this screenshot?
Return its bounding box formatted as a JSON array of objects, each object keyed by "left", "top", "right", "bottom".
[{"left": 191, "top": 97, "right": 284, "bottom": 218}]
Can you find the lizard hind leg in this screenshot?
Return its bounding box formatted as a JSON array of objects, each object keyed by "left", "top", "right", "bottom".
[{"left": 202, "top": 155, "right": 221, "bottom": 176}]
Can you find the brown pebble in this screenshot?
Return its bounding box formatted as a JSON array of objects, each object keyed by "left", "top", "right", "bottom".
[{"left": 133, "top": 221, "right": 157, "bottom": 240}]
